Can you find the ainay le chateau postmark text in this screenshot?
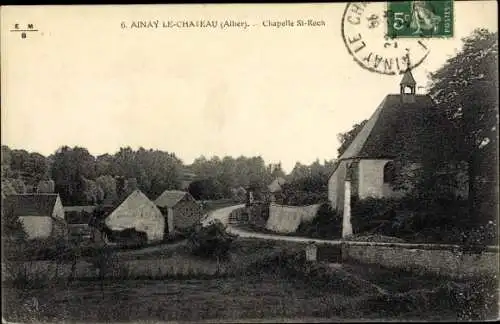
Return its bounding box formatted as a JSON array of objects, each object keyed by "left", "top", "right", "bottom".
[
  {"left": 120, "top": 19, "right": 326, "bottom": 30},
  {"left": 342, "top": 2, "right": 432, "bottom": 75}
]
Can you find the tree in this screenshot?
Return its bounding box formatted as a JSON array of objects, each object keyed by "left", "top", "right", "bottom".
[
  {"left": 95, "top": 154, "right": 116, "bottom": 177},
  {"left": 37, "top": 179, "right": 55, "bottom": 193},
  {"left": 24, "top": 153, "right": 48, "bottom": 185},
  {"left": 407, "top": 29, "right": 498, "bottom": 224},
  {"left": 126, "top": 178, "right": 138, "bottom": 193},
  {"left": 51, "top": 146, "right": 96, "bottom": 204},
  {"left": 96, "top": 175, "right": 117, "bottom": 201},
  {"left": 82, "top": 177, "right": 104, "bottom": 205},
  {"left": 114, "top": 147, "right": 136, "bottom": 179},
  {"left": 336, "top": 120, "right": 368, "bottom": 157},
  {"left": 269, "top": 162, "right": 286, "bottom": 180},
  {"left": 188, "top": 178, "right": 223, "bottom": 200},
  {"left": 1, "top": 145, "right": 13, "bottom": 178},
  {"left": 289, "top": 162, "right": 311, "bottom": 183},
  {"left": 2, "top": 199, "right": 28, "bottom": 242},
  {"left": 10, "top": 179, "right": 26, "bottom": 194},
  {"left": 219, "top": 156, "right": 237, "bottom": 196},
  {"left": 9, "top": 149, "right": 30, "bottom": 178}
]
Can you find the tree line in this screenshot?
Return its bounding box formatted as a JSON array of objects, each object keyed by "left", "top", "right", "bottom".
[{"left": 1, "top": 145, "right": 336, "bottom": 205}]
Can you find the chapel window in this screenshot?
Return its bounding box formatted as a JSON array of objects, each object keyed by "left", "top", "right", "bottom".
[{"left": 383, "top": 161, "right": 396, "bottom": 184}]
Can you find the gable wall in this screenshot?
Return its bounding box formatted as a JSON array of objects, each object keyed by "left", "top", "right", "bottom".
[
  {"left": 173, "top": 200, "right": 202, "bottom": 230},
  {"left": 52, "top": 196, "right": 66, "bottom": 220},
  {"left": 358, "top": 159, "right": 392, "bottom": 199},
  {"left": 19, "top": 216, "right": 52, "bottom": 239},
  {"left": 105, "top": 191, "right": 165, "bottom": 241},
  {"left": 328, "top": 161, "right": 348, "bottom": 210}
]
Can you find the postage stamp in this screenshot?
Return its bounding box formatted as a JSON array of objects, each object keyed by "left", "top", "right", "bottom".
[
  {"left": 387, "top": 0, "right": 454, "bottom": 38},
  {"left": 341, "top": 2, "right": 431, "bottom": 75}
]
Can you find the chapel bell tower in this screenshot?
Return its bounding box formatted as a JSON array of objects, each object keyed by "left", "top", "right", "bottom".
[{"left": 400, "top": 69, "right": 417, "bottom": 103}]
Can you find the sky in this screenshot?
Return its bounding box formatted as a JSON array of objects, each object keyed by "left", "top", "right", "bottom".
[{"left": 1, "top": 2, "right": 498, "bottom": 173}]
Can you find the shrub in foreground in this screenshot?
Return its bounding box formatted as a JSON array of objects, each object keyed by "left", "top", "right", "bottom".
[
  {"left": 295, "top": 203, "right": 342, "bottom": 239},
  {"left": 188, "top": 220, "right": 237, "bottom": 260}
]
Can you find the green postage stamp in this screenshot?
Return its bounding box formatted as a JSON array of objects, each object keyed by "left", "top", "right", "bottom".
[{"left": 387, "top": 0, "right": 454, "bottom": 38}]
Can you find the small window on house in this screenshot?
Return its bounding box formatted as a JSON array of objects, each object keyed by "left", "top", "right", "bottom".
[{"left": 383, "top": 161, "right": 396, "bottom": 184}]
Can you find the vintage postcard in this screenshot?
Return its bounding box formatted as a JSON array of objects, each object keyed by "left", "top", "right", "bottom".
[{"left": 1, "top": 2, "right": 499, "bottom": 323}]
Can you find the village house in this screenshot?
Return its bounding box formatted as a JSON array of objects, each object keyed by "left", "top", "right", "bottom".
[
  {"left": 328, "top": 70, "right": 468, "bottom": 211},
  {"left": 3, "top": 193, "right": 68, "bottom": 240},
  {"left": 154, "top": 190, "right": 202, "bottom": 235},
  {"left": 64, "top": 205, "right": 96, "bottom": 241},
  {"left": 89, "top": 189, "right": 165, "bottom": 245}
]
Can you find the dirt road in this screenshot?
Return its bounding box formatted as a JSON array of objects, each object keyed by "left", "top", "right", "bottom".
[{"left": 201, "top": 204, "right": 342, "bottom": 246}]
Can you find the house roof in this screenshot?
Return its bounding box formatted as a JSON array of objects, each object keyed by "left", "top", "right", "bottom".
[
  {"left": 338, "top": 94, "right": 436, "bottom": 161},
  {"left": 268, "top": 177, "right": 286, "bottom": 193},
  {"left": 154, "top": 190, "right": 192, "bottom": 208},
  {"left": 3, "top": 194, "right": 59, "bottom": 217},
  {"left": 104, "top": 190, "right": 161, "bottom": 225},
  {"left": 108, "top": 190, "right": 156, "bottom": 217},
  {"left": 89, "top": 190, "right": 154, "bottom": 227}
]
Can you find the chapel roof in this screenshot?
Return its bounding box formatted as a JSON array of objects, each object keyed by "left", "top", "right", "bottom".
[
  {"left": 338, "top": 93, "right": 436, "bottom": 161},
  {"left": 400, "top": 69, "right": 417, "bottom": 86}
]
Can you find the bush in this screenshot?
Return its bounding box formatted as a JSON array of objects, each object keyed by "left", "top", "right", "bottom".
[
  {"left": 295, "top": 203, "right": 342, "bottom": 239},
  {"left": 350, "top": 197, "right": 400, "bottom": 235},
  {"left": 283, "top": 190, "right": 328, "bottom": 206},
  {"left": 350, "top": 196, "right": 496, "bottom": 246},
  {"left": 448, "top": 276, "right": 499, "bottom": 320},
  {"left": 188, "top": 220, "right": 237, "bottom": 260},
  {"left": 246, "top": 202, "right": 270, "bottom": 225},
  {"left": 3, "top": 238, "right": 77, "bottom": 261},
  {"left": 101, "top": 227, "right": 148, "bottom": 247}
]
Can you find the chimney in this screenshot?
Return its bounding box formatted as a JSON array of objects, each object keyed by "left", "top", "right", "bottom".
[{"left": 116, "top": 176, "right": 126, "bottom": 199}]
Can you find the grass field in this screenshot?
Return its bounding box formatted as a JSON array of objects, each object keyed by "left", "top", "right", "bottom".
[{"left": 2, "top": 238, "right": 498, "bottom": 322}]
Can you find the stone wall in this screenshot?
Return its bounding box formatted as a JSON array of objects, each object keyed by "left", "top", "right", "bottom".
[
  {"left": 266, "top": 203, "right": 321, "bottom": 233},
  {"left": 173, "top": 200, "right": 202, "bottom": 230},
  {"left": 342, "top": 242, "right": 499, "bottom": 279}
]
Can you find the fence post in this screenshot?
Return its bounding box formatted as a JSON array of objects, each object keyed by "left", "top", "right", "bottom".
[{"left": 306, "top": 242, "right": 318, "bottom": 262}]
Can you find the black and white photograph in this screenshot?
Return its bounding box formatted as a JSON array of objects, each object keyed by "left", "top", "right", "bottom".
[{"left": 1, "top": 2, "right": 499, "bottom": 322}]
